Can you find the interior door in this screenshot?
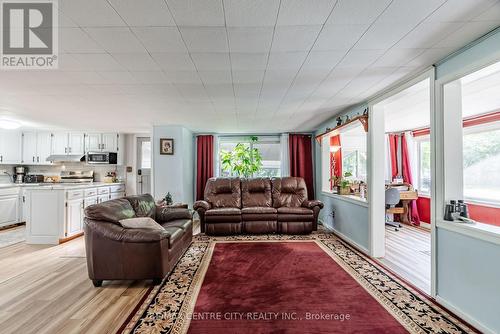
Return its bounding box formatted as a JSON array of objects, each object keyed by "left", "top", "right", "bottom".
[{"left": 136, "top": 137, "right": 151, "bottom": 195}]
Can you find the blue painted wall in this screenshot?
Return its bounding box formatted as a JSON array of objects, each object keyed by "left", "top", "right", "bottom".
[{"left": 314, "top": 104, "right": 370, "bottom": 251}]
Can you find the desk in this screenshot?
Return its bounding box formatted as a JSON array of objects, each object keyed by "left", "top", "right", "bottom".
[{"left": 387, "top": 184, "right": 418, "bottom": 224}]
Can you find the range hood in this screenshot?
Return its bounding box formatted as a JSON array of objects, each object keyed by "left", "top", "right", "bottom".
[{"left": 46, "top": 155, "right": 86, "bottom": 163}]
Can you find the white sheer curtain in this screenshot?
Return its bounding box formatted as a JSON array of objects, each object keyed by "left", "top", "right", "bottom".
[
  {"left": 404, "top": 131, "right": 418, "bottom": 184},
  {"left": 280, "top": 133, "right": 290, "bottom": 177}
]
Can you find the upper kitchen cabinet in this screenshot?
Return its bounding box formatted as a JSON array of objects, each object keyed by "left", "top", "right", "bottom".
[
  {"left": 85, "top": 133, "right": 118, "bottom": 152},
  {"left": 22, "top": 131, "right": 53, "bottom": 164},
  {"left": 0, "top": 130, "right": 22, "bottom": 164},
  {"left": 52, "top": 132, "right": 85, "bottom": 155}
]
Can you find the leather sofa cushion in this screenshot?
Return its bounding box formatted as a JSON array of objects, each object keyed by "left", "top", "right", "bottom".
[
  {"left": 205, "top": 207, "right": 241, "bottom": 216},
  {"left": 162, "top": 219, "right": 192, "bottom": 231},
  {"left": 156, "top": 207, "right": 192, "bottom": 222},
  {"left": 241, "top": 178, "right": 272, "bottom": 207},
  {"left": 272, "top": 177, "right": 308, "bottom": 208},
  {"left": 125, "top": 194, "right": 156, "bottom": 218},
  {"left": 241, "top": 206, "right": 277, "bottom": 214},
  {"left": 205, "top": 178, "right": 241, "bottom": 208},
  {"left": 277, "top": 207, "right": 313, "bottom": 215},
  {"left": 119, "top": 217, "right": 164, "bottom": 230},
  {"left": 163, "top": 226, "right": 184, "bottom": 248},
  {"left": 84, "top": 198, "right": 136, "bottom": 223}
]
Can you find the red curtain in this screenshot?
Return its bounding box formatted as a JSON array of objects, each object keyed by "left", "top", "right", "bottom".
[
  {"left": 329, "top": 135, "right": 342, "bottom": 190},
  {"left": 401, "top": 135, "right": 421, "bottom": 226},
  {"left": 196, "top": 135, "right": 214, "bottom": 201},
  {"left": 388, "top": 134, "right": 399, "bottom": 179},
  {"left": 289, "top": 134, "right": 314, "bottom": 199}
]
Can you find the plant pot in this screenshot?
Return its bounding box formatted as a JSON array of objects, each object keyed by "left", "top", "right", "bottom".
[{"left": 337, "top": 186, "right": 351, "bottom": 195}]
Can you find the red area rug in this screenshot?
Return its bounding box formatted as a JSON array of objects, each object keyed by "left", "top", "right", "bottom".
[
  {"left": 189, "top": 241, "right": 407, "bottom": 333},
  {"left": 121, "top": 232, "right": 475, "bottom": 334}
]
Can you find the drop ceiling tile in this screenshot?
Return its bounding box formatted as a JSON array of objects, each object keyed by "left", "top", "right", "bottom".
[
  {"left": 224, "top": 0, "right": 280, "bottom": 27},
  {"left": 437, "top": 21, "right": 500, "bottom": 48},
  {"left": 60, "top": 0, "right": 126, "bottom": 27},
  {"left": 175, "top": 83, "right": 211, "bottom": 101},
  {"left": 132, "top": 27, "right": 187, "bottom": 53},
  {"left": 64, "top": 71, "right": 109, "bottom": 85},
  {"left": 396, "top": 22, "right": 465, "bottom": 49},
  {"left": 131, "top": 71, "right": 171, "bottom": 84},
  {"left": 231, "top": 53, "right": 268, "bottom": 70},
  {"left": 84, "top": 28, "right": 147, "bottom": 53},
  {"left": 472, "top": 1, "right": 500, "bottom": 21},
  {"left": 301, "top": 50, "right": 345, "bottom": 70},
  {"left": 108, "top": 0, "right": 175, "bottom": 26},
  {"left": 271, "top": 25, "right": 322, "bottom": 52},
  {"left": 71, "top": 53, "right": 126, "bottom": 71},
  {"left": 427, "top": 0, "right": 497, "bottom": 23},
  {"left": 198, "top": 71, "right": 233, "bottom": 84},
  {"left": 151, "top": 53, "right": 196, "bottom": 70},
  {"left": 180, "top": 27, "right": 228, "bottom": 52},
  {"left": 355, "top": 22, "right": 416, "bottom": 50},
  {"left": 97, "top": 71, "right": 139, "bottom": 84},
  {"left": 376, "top": 0, "right": 446, "bottom": 25},
  {"left": 167, "top": 0, "right": 224, "bottom": 26},
  {"left": 371, "top": 48, "right": 426, "bottom": 67},
  {"left": 60, "top": 28, "right": 103, "bottom": 53},
  {"left": 406, "top": 48, "right": 454, "bottom": 67},
  {"left": 227, "top": 27, "right": 274, "bottom": 53},
  {"left": 164, "top": 71, "right": 202, "bottom": 84},
  {"left": 267, "top": 51, "right": 308, "bottom": 70},
  {"left": 277, "top": 0, "right": 337, "bottom": 26},
  {"left": 337, "top": 49, "right": 385, "bottom": 68},
  {"left": 313, "top": 24, "right": 369, "bottom": 51},
  {"left": 232, "top": 70, "right": 265, "bottom": 83},
  {"left": 326, "top": 0, "right": 392, "bottom": 25},
  {"left": 191, "top": 53, "right": 231, "bottom": 70},
  {"left": 111, "top": 53, "right": 161, "bottom": 71}
]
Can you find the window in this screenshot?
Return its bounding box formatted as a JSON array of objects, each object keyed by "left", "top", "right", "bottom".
[
  {"left": 463, "top": 125, "right": 500, "bottom": 204},
  {"left": 140, "top": 140, "right": 151, "bottom": 169},
  {"left": 217, "top": 136, "right": 281, "bottom": 177},
  {"left": 342, "top": 150, "right": 367, "bottom": 180},
  {"left": 417, "top": 138, "right": 431, "bottom": 195}
]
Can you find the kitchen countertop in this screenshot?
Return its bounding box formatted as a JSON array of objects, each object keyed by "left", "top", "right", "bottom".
[{"left": 0, "top": 182, "right": 124, "bottom": 190}]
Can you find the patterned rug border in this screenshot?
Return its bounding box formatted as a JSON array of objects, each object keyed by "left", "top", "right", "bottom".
[{"left": 120, "top": 231, "right": 477, "bottom": 334}]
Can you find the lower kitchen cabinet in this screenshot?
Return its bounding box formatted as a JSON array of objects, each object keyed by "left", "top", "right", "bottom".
[
  {"left": 66, "top": 198, "right": 83, "bottom": 238},
  {"left": 0, "top": 188, "right": 20, "bottom": 228}
]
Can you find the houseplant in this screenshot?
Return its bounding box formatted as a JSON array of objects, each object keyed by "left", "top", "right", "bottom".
[
  {"left": 337, "top": 171, "right": 353, "bottom": 195},
  {"left": 220, "top": 136, "right": 263, "bottom": 177}
]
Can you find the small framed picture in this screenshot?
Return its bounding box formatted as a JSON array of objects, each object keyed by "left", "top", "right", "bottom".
[{"left": 160, "top": 138, "right": 174, "bottom": 155}]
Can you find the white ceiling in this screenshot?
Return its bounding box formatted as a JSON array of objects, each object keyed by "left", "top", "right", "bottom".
[{"left": 1, "top": 0, "right": 500, "bottom": 133}]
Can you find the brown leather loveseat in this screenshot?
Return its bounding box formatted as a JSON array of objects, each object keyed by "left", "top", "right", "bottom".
[
  {"left": 194, "top": 177, "right": 323, "bottom": 235},
  {"left": 83, "top": 194, "right": 192, "bottom": 287}
]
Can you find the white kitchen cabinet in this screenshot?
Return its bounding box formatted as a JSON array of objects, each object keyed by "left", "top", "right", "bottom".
[
  {"left": 66, "top": 198, "right": 83, "bottom": 237},
  {"left": 102, "top": 133, "right": 118, "bottom": 151},
  {"left": 85, "top": 133, "right": 118, "bottom": 153},
  {"left": 85, "top": 133, "right": 101, "bottom": 152},
  {"left": 0, "top": 130, "right": 22, "bottom": 164},
  {"left": 110, "top": 191, "right": 125, "bottom": 200},
  {"left": 22, "top": 131, "right": 53, "bottom": 164},
  {"left": 97, "top": 194, "right": 110, "bottom": 204},
  {"left": 52, "top": 132, "right": 68, "bottom": 155},
  {"left": 84, "top": 196, "right": 98, "bottom": 208},
  {"left": 0, "top": 188, "right": 19, "bottom": 227},
  {"left": 69, "top": 133, "right": 85, "bottom": 155}
]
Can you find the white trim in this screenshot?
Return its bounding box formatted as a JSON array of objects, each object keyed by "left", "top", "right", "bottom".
[
  {"left": 321, "top": 191, "right": 369, "bottom": 207},
  {"left": 464, "top": 198, "right": 500, "bottom": 209},
  {"left": 436, "top": 219, "right": 500, "bottom": 246},
  {"left": 321, "top": 222, "right": 370, "bottom": 254},
  {"left": 435, "top": 296, "right": 495, "bottom": 334}
]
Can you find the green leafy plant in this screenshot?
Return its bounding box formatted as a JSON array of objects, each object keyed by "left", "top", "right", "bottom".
[
  {"left": 338, "top": 171, "right": 353, "bottom": 189},
  {"left": 164, "top": 192, "right": 173, "bottom": 205},
  {"left": 220, "top": 136, "right": 263, "bottom": 177}
]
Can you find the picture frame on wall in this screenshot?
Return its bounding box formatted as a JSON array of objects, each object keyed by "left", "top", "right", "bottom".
[{"left": 160, "top": 138, "right": 174, "bottom": 155}]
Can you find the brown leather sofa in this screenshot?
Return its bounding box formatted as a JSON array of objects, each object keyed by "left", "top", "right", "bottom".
[
  {"left": 194, "top": 177, "right": 323, "bottom": 235},
  {"left": 83, "top": 194, "right": 192, "bottom": 287}
]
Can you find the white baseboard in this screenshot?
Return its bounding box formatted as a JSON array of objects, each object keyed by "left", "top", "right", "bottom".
[{"left": 436, "top": 295, "right": 495, "bottom": 334}]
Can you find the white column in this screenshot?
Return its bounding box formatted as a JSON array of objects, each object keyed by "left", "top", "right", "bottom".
[{"left": 280, "top": 133, "right": 290, "bottom": 177}]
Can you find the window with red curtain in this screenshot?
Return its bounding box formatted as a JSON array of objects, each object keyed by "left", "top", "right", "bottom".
[
  {"left": 289, "top": 134, "right": 314, "bottom": 199},
  {"left": 329, "top": 135, "right": 342, "bottom": 190},
  {"left": 196, "top": 135, "right": 214, "bottom": 201}
]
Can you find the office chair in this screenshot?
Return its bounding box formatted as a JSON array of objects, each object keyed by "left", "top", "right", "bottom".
[{"left": 385, "top": 188, "right": 402, "bottom": 231}]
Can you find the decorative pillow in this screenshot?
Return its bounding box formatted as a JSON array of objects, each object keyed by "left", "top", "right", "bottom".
[{"left": 118, "top": 217, "right": 164, "bottom": 231}]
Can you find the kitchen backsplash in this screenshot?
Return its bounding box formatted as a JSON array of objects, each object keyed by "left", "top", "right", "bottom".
[{"left": 0, "top": 163, "right": 126, "bottom": 183}]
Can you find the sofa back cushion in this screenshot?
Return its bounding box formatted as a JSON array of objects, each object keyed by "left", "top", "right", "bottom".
[
  {"left": 241, "top": 178, "right": 272, "bottom": 207},
  {"left": 205, "top": 177, "right": 241, "bottom": 208},
  {"left": 272, "top": 177, "right": 308, "bottom": 208},
  {"left": 85, "top": 198, "right": 136, "bottom": 224},
  {"left": 125, "top": 194, "right": 156, "bottom": 218}
]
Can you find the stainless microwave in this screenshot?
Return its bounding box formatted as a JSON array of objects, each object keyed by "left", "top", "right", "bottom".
[{"left": 87, "top": 152, "right": 117, "bottom": 164}]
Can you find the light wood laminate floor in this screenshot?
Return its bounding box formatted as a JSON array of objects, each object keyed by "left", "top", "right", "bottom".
[{"left": 379, "top": 225, "right": 431, "bottom": 294}]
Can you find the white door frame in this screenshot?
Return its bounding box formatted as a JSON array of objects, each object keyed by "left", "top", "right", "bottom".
[
  {"left": 367, "top": 68, "right": 436, "bottom": 294},
  {"left": 136, "top": 136, "right": 151, "bottom": 195}
]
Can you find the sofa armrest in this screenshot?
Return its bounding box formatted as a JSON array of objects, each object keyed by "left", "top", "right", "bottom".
[
  {"left": 156, "top": 206, "right": 192, "bottom": 223},
  {"left": 84, "top": 218, "right": 171, "bottom": 243},
  {"left": 193, "top": 200, "right": 210, "bottom": 211},
  {"left": 302, "top": 200, "right": 324, "bottom": 209}
]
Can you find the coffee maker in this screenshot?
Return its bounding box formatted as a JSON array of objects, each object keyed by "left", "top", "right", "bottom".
[{"left": 14, "top": 166, "right": 27, "bottom": 183}]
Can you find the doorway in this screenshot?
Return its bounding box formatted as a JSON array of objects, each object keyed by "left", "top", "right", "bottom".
[
  {"left": 369, "top": 73, "right": 433, "bottom": 295},
  {"left": 136, "top": 137, "right": 151, "bottom": 195}
]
